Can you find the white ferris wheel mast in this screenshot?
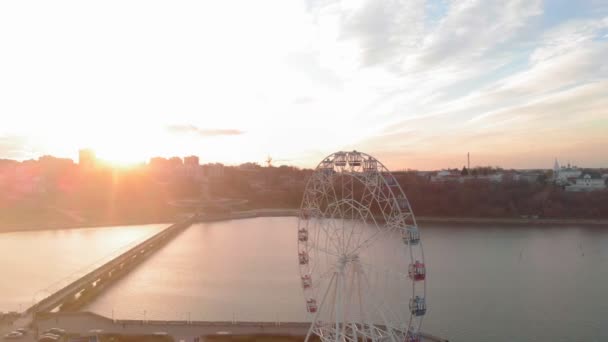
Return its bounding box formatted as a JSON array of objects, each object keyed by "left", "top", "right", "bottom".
[{"left": 297, "top": 150, "right": 427, "bottom": 342}]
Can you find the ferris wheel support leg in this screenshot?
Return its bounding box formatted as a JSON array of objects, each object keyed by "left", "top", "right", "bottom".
[
  {"left": 351, "top": 322, "right": 358, "bottom": 342},
  {"left": 305, "top": 272, "right": 337, "bottom": 342},
  {"left": 357, "top": 265, "right": 398, "bottom": 342},
  {"left": 335, "top": 269, "right": 344, "bottom": 342}
]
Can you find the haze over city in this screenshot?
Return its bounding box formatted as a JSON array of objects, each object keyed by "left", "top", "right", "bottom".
[{"left": 1, "top": 0, "right": 607, "bottom": 170}]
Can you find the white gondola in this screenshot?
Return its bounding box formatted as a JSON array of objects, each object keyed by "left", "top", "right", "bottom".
[
  {"left": 397, "top": 195, "right": 409, "bottom": 210},
  {"left": 409, "top": 296, "right": 426, "bottom": 316},
  {"left": 301, "top": 275, "right": 312, "bottom": 288},
  {"left": 320, "top": 159, "right": 334, "bottom": 175},
  {"left": 347, "top": 151, "right": 362, "bottom": 166},
  {"left": 383, "top": 173, "right": 397, "bottom": 186},
  {"left": 298, "top": 228, "right": 308, "bottom": 242},
  {"left": 299, "top": 251, "right": 309, "bottom": 265},
  {"left": 334, "top": 152, "right": 347, "bottom": 167},
  {"left": 402, "top": 226, "right": 420, "bottom": 245},
  {"left": 363, "top": 157, "right": 377, "bottom": 172}
]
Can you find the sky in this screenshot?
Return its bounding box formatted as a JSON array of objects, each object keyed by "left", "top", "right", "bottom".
[{"left": 0, "top": 0, "right": 607, "bottom": 170}]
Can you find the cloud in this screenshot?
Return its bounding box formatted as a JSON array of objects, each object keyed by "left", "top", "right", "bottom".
[
  {"left": 0, "top": 135, "right": 31, "bottom": 159},
  {"left": 416, "top": 0, "right": 542, "bottom": 66},
  {"left": 293, "top": 96, "right": 315, "bottom": 105},
  {"left": 166, "top": 125, "right": 244, "bottom": 137},
  {"left": 340, "top": 0, "right": 426, "bottom": 67}
]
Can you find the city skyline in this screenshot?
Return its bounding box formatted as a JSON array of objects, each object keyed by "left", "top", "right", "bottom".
[{"left": 1, "top": 0, "right": 607, "bottom": 170}]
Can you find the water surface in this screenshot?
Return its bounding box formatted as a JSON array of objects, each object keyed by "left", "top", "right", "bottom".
[
  {"left": 0, "top": 224, "right": 167, "bottom": 312},
  {"left": 79, "top": 217, "right": 608, "bottom": 342}
]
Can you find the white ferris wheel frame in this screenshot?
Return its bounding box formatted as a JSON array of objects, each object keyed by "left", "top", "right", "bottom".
[{"left": 297, "top": 151, "right": 427, "bottom": 342}]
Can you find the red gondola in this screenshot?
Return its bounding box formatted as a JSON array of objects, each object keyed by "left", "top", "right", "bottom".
[
  {"left": 408, "top": 261, "right": 426, "bottom": 281},
  {"left": 301, "top": 275, "right": 312, "bottom": 288},
  {"left": 299, "top": 251, "right": 309, "bottom": 265},
  {"left": 306, "top": 298, "right": 318, "bottom": 313},
  {"left": 298, "top": 228, "right": 308, "bottom": 242}
]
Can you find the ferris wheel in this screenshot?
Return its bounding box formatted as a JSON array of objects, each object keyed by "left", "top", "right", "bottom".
[{"left": 297, "top": 151, "right": 426, "bottom": 342}]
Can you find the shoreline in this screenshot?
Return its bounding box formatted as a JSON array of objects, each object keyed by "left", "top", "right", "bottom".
[
  {"left": 2, "top": 209, "right": 607, "bottom": 233},
  {"left": 415, "top": 216, "right": 608, "bottom": 226},
  {"left": 203, "top": 209, "right": 608, "bottom": 226},
  {"left": 0, "top": 218, "right": 175, "bottom": 234}
]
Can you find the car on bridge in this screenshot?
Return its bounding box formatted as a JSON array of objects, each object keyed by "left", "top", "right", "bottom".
[
  {"left": 38, "top": 333, "right": 60, "bottom": 341},
  {"left": 3, "top": 331, "right": 24, "bottom": 339},
  {"left": 44, "top": 328, "right": 66, "bottom": 336}
]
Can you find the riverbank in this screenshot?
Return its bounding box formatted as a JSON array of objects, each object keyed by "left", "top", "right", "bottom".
[
  {"left": 207, "top": 209, "right": 608, "bottom": 227},
  {"left": 3, "top": 209, "right": 607, "bottom": 234},
  {"left": 0, "top": 218, "right": 175, "bottom": 234},
  {"left": 34, "top": 312, "right": 448, "bottom": 342},
  {"left": 416, "top": 216, "right": 608, "bottom": 226}
]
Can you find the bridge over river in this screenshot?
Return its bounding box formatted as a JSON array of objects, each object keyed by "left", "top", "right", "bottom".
[
  {"left": 13, "top": 217, "right": 196, "bottom": 329},
  {"left": 7, "top": 211, "right": 447, "bottom": 342}
]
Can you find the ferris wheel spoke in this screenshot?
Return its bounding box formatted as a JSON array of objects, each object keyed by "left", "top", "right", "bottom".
[
  {"left": 349, "top": 224, "right": 398, "bottom": 257},
  {"left": 308, "top": 241, "right": 342, "bottom": 259},
  {"left": 356, "top": 259, "right": 408, "bottom": 280}
]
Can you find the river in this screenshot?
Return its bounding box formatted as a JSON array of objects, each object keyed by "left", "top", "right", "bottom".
[
  {"left": 81, "top": 217, "right": 608, "bottom": 342},
  {"left": 0, "top": 224, "right": 167, "bottom": 312},
  {"left": 3, "top": 218, "right": 607, "bottom": 341}
]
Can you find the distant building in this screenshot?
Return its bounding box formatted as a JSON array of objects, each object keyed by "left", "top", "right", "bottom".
[
  {"left": 184, "top": 156, "right": 201, "bottom": 179},
  {"left": 168, "top": 157, "right": 183, "bottom": 168},
  {"left": 513, "top": 171, "right": 544, "bottom": 183},
  {"left": 566, "top": 173, "right": 607, "bottom": 192},
  {"left": 553, "top": 159, "right": 582, "bottom": 185},
  {"left": 203, "top": 163, "right": 224, "bottom": 178},
  {"left": 149, "top": 157, "right": 170, "bottom": 169},
  {"left": 430, "top": 170, "right": 460, "bottom": 182},
  {"left": 149, "top": 156, "right": 184, "bottom": 170},
  {"left": 184, "top": 155, "right": 199, "bottom": 167},
  {"left": 78, "top": 149, "right": 96, "bottom": 169},
  {"left": 430, "top": 169, "right": 505, "bottom": 183}
]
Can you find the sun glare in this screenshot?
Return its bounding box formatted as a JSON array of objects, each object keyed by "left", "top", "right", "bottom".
[{"left": 91, "top": 144, "right": 147, "bottom": 168}]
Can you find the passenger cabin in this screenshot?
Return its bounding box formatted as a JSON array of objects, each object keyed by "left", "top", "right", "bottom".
[
  {"left": 302, "top": 208, "right": 320, "bottom": 220},
  {"left": 409, "top": 296, "right": 426, "bottom": 316},
  {"left": 363, "top": 157, "right": 377, "bottom": 172},
  {"left": 320, "top": 159, "right": 334, "bottom": 173},
  {"left": 408, "top": 261, "right": 426, "bottom": 281},
  {"left": 334, "top": 152, "right": 347, "bottom": 167},
  {"left": 348, "top": 152, "right": 362, "bottom": 166},
  {"left": 298, "top": 229, "right": 308, "bottom": 242},
  {"left": 402, "top": 226, "right": 420, "bottom": 245},
  {"left": 383, "top": 174, "right": 397, "bottom": 186},
  {"left": 299, "top": 251, "right": 309, "bottom": 265},
  {"left": 397, "top": 195, "right": 409, "bottom": 210},
  {"left": 301, "top": 275, "right": 312, "bottom": 288},
  {"left": 306, "top": 298, "right": 318, "bottom": 313},
  {"left": 405, "top": 332, "right": 421, "bottom": 342}
]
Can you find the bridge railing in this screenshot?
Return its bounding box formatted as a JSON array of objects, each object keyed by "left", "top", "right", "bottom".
[
  {"left": 29, "top": 232, "right": 153, "bottom": 310},
  {"left": 27, "top": 218, "right": 194, "bottom": 314}
]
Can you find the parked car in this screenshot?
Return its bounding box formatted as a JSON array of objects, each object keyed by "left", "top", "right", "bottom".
[
  {"left": 45, "top": 328, "right": 66, "bottom": 336},
  {"left": 4, "top": 331, "right": 24, "bottom": 339}
]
